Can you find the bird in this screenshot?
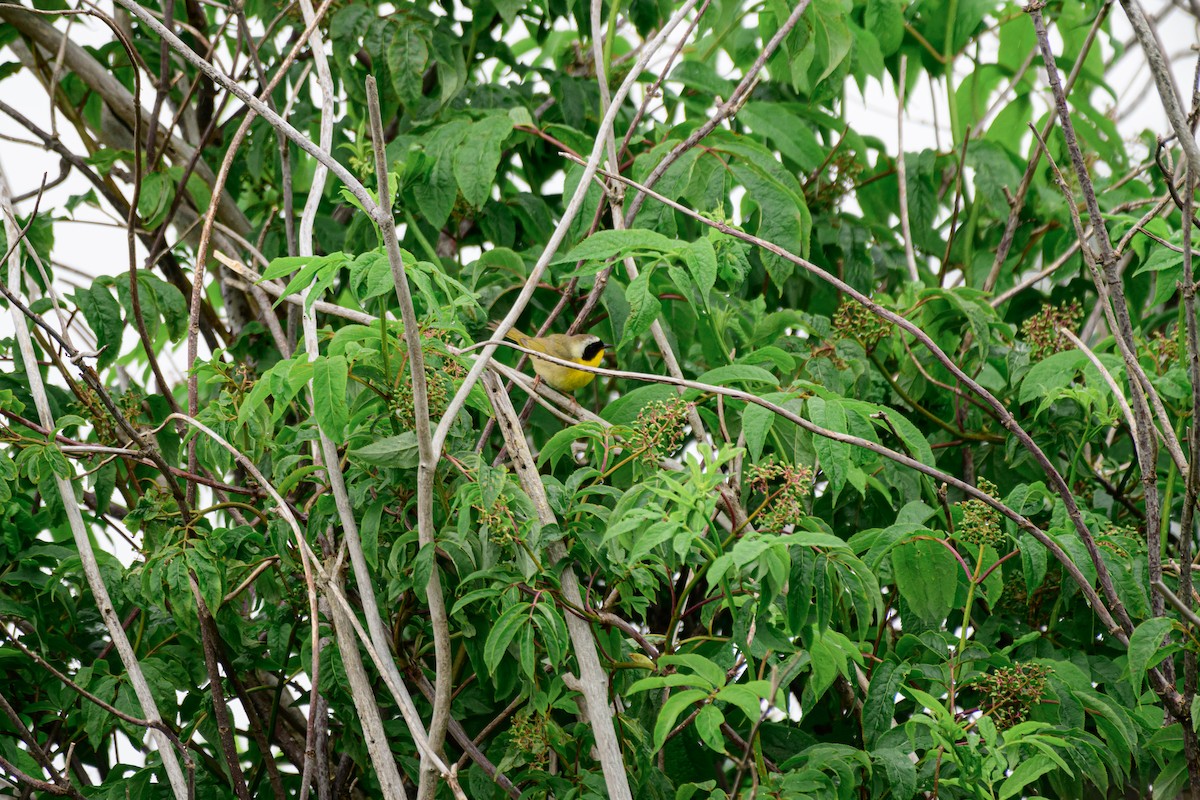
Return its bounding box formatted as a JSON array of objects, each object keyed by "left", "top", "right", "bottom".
[{"left": 490, "top": 323, "right": 608, "bottom": 393}]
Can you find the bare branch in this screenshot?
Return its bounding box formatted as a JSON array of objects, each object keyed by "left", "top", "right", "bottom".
[
  {"left": 364, "top": 76, "right": 454, "bottom": 800},
  {"left": 1029, "top": 2, "right": 1173, "bottom": 631},
  {"left": 481, "top": 371, "right": 635, "bottom": 799},
  {"left": 896, "top": 55, "right": 920, "bottom": 283}
]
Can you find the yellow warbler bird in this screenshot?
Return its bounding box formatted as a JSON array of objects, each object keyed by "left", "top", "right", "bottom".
[{"left": 491, "top": 323, "right": 608, "bottom": 393}]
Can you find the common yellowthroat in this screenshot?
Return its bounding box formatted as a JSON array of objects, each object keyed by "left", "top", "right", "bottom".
[{"left": 491, "top": 324, "right": 608, "bottom": 393}]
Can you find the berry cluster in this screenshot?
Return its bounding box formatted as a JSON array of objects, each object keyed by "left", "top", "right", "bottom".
[
  {"left": 971, "top": 663, "right": 1052, "bottom": 729},
  {"left": 626, "top": 398, "right": 690, "bottom": 463},
  {"left": 833, "top": 300, "right": 893, "bottom": 350},
  {"left": 956, "top": 478, "right": 1005, "bottom": 547},
  {"left": 746, "top": 459, "right": 815, "bottom": 531},
  {"left": 1020, "top": 301, "right": 1083, "bottom": 360},
  {"left": 510, "top": 709, "right": 551, "bottom": 764},
  {"left": 392, "top": 331, "right": 468, "bottom": 429},
  {"left": 474, "top": 492, "right": 517, "bottom": 545}
]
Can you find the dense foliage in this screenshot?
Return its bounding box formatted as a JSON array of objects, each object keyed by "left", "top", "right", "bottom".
[{"left": 3, "top": 0, "right": 1200, "bottom": 797}]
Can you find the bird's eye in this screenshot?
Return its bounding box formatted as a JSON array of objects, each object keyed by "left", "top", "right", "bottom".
[{"left": 582, "top": 341, "right": 605, "bottom": 361}]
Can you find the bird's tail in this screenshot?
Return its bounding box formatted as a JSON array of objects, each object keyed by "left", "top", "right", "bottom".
[{"left": 487, "top": 321, "right": 527, "bottom": 344}]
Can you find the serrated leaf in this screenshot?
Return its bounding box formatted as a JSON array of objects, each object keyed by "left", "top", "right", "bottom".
[
  {"left": 891, "top": 536, "right": 958, "bottom": 624},
  {"left": 74, "top": 282, "right": 122, "bottom": 369},
  {"left": 742, "top": 400, "right": 776, "bottom": 463},
  {"left": 659, "top": 653, "right": 728, "bottom": 690},
  {"left": 483, "top": 603, "right": 528, "bottom": 675},
  {"left": 312, "top": 355, "right": 348, "bottom": 436},
  {"left": 715, "top": 685, "right": 765, "bottom": 723},
  {"left": 350, "top": 433, "right": 419, "bottom": 468},
  {"left": 554, "top": 228, "right": 680, "bottom": 265},
  {"left": 388, "top": 23, "right": 429, "bottom": 104},
  {"left": 653, "top": 689, "right": 709, "bottom": 751},
  {"left": 1128, "top": 616, "right": 1174, "bottom": 695},
  {"left": 361, "top": 498, "right": 385, "bottom": 569},
  {"left": 694, "top": 365, "right": 780, "bottom": 387},
  {"left": 684, "top": 236, "right": 717, "bottom": 309},
  {"left": 1018, "top": 349, "right": 1089, "bottom": 404},
  {"left": 620, "top": 270, "right": 661, "bottom": 347},
  {"left": 864, "top": 661, "right": 906, "bottom": 747},
  {"left": 137, "top": 171, "right": 174, "bottom": 229},
  {"left": 999, "top": 753, "right": 1057, "bottom": 800},
  {"left": 866, "top": 0, "right": 904, "bottom": 55},
  {"left": 808, "top": 396, "right": 850, "bottom": 500},
  {"left": 453, "top": 115, "right": 514, "bottom": 209},
  {"left": 186, "top": 542, "right": 223, "bottom": 613},
  {"left": 872, "top": 747, "right": 917, "bottom": 800},
  {"left": 694, "top": 704, "right": 727, "bottom": 753}
]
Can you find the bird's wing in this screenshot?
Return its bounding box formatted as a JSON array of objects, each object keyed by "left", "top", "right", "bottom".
[
  {"left": 504, "top": 328, "right": 560, "bottom": 356},
  {"left": 515, "top": 333, "right": 552, "bottom": 355}
]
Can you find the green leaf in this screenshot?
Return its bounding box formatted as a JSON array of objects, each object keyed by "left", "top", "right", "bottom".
[
  {"left": 891, "top": 536, "right": 958, "bottom": 624},
  {"left": 777, "top": 530, "right": 851, "bottom": 550},
  {"left": 806, "top": 628, "right": 843, "bottom": 703},
  {"left": 86, "top": 148, "right": 132, "bottom": 171},
  {"left": 659, "top": 653, "right": 729, "bottom": 690},
  {"left": 683, "top": 237, "right": 718, "bottom": 310},
  {"left": 863, "top": 661, "right": 907, "bottom": 747},
  {"left": 554, "top": 228, "right": 680, "bottom": 266},
  {"left": 412, "top": 120, "right": 470, "bottom": 230},
  {"left": 237, "top": 361, "right": 281, "bottom": 429},
  {"left": 1153, "top": 753, "right": 1189, "bottom": 800},
  {"left": 923, "top": 287, "right": 997, "bottom": 358},
  {"left": 137, "top": 171, "right": 174, "bottom": 229},
  {"left": 809, "top": 0, "right": 853, "bottom": 83},
  {"left": 728, "top": 160, "right": 809, "bottom": 284},
  {"left": 968, "top": 140, "right": 1023, "bottom": 216},
  {"left": 1128, "top": 616, "right": 1174, "bottom": 695},
  {"left": 808, "top": 396, "right": 851, "bottom": 500},
  {"left": 694, "top": 365, "right": 780, "bottom": 387},
  {"left": 999, "top": 753, "right": 1057, "bottom": 800},
  {"left": 872, "top": 747, "right": 917, "bottom": 800},
  {"left": 653, "top": 689, "right": 709, "bottom": 752},
  {"left": 276, "top": 463, "right": 323, "bottom": 495},
  {"left": 1133, "top": 247, "right": 1185, "bottom": 277},
  {"left": 93, "top": 460, "right": 116, "bottom": 517},
  {"left": 483, "top": 603, "right": 528, "bottom": 675},
  {"left": 261, "top": 255, "right": 313, "bottom": 282},
  {"left": 739, "top": 103, "right": 824, "bottom": 172},
  {"left": 694, "top": 704, "right": 727, "bottom": 753},
  {"left": 350, "top": 251, "right": 395, "bottom": 301},
  {"left": 388, "top": 22, "right": 429, "bottom": 105},
  {"left": 74, "top": 281, "right": 123, "bottom": 369},
  {"left": 1018, "top": 531, "right": 1048, "bottom": 593},
  {"left": 186, "top": 542, "right": 224, "bottom": 613},
  {"left": 870, "top": 406, "right": 934, "bottom": 467},
  {"left": 145, "top": 273, "right": 188, "bottom": 340},
  {"left": 312, "top": 355, "right": 348, "bottom": 436},
  {"left": 361, "top": 498, "right": 385, "bottom": 569},
  {"left": 715, "top": 685, "right": 765, "bottom": 723},
  {"left": 452, "top": 115, "right": 514, "bottom": 209},
  {"left": 350, "top": 433, "right": 419, "bottom": 468},
  {"left": 1019, "top": 349, "right": 1089, "bottom": 405},
  {"left": 742, "top": 399, "right": 777, "bottom": 463},
  {"left": 865, "top": 0, "right": 904, "bottom": 55},
  {"left": 620, "top": 270, "right": 662, "bottom": 347}
]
